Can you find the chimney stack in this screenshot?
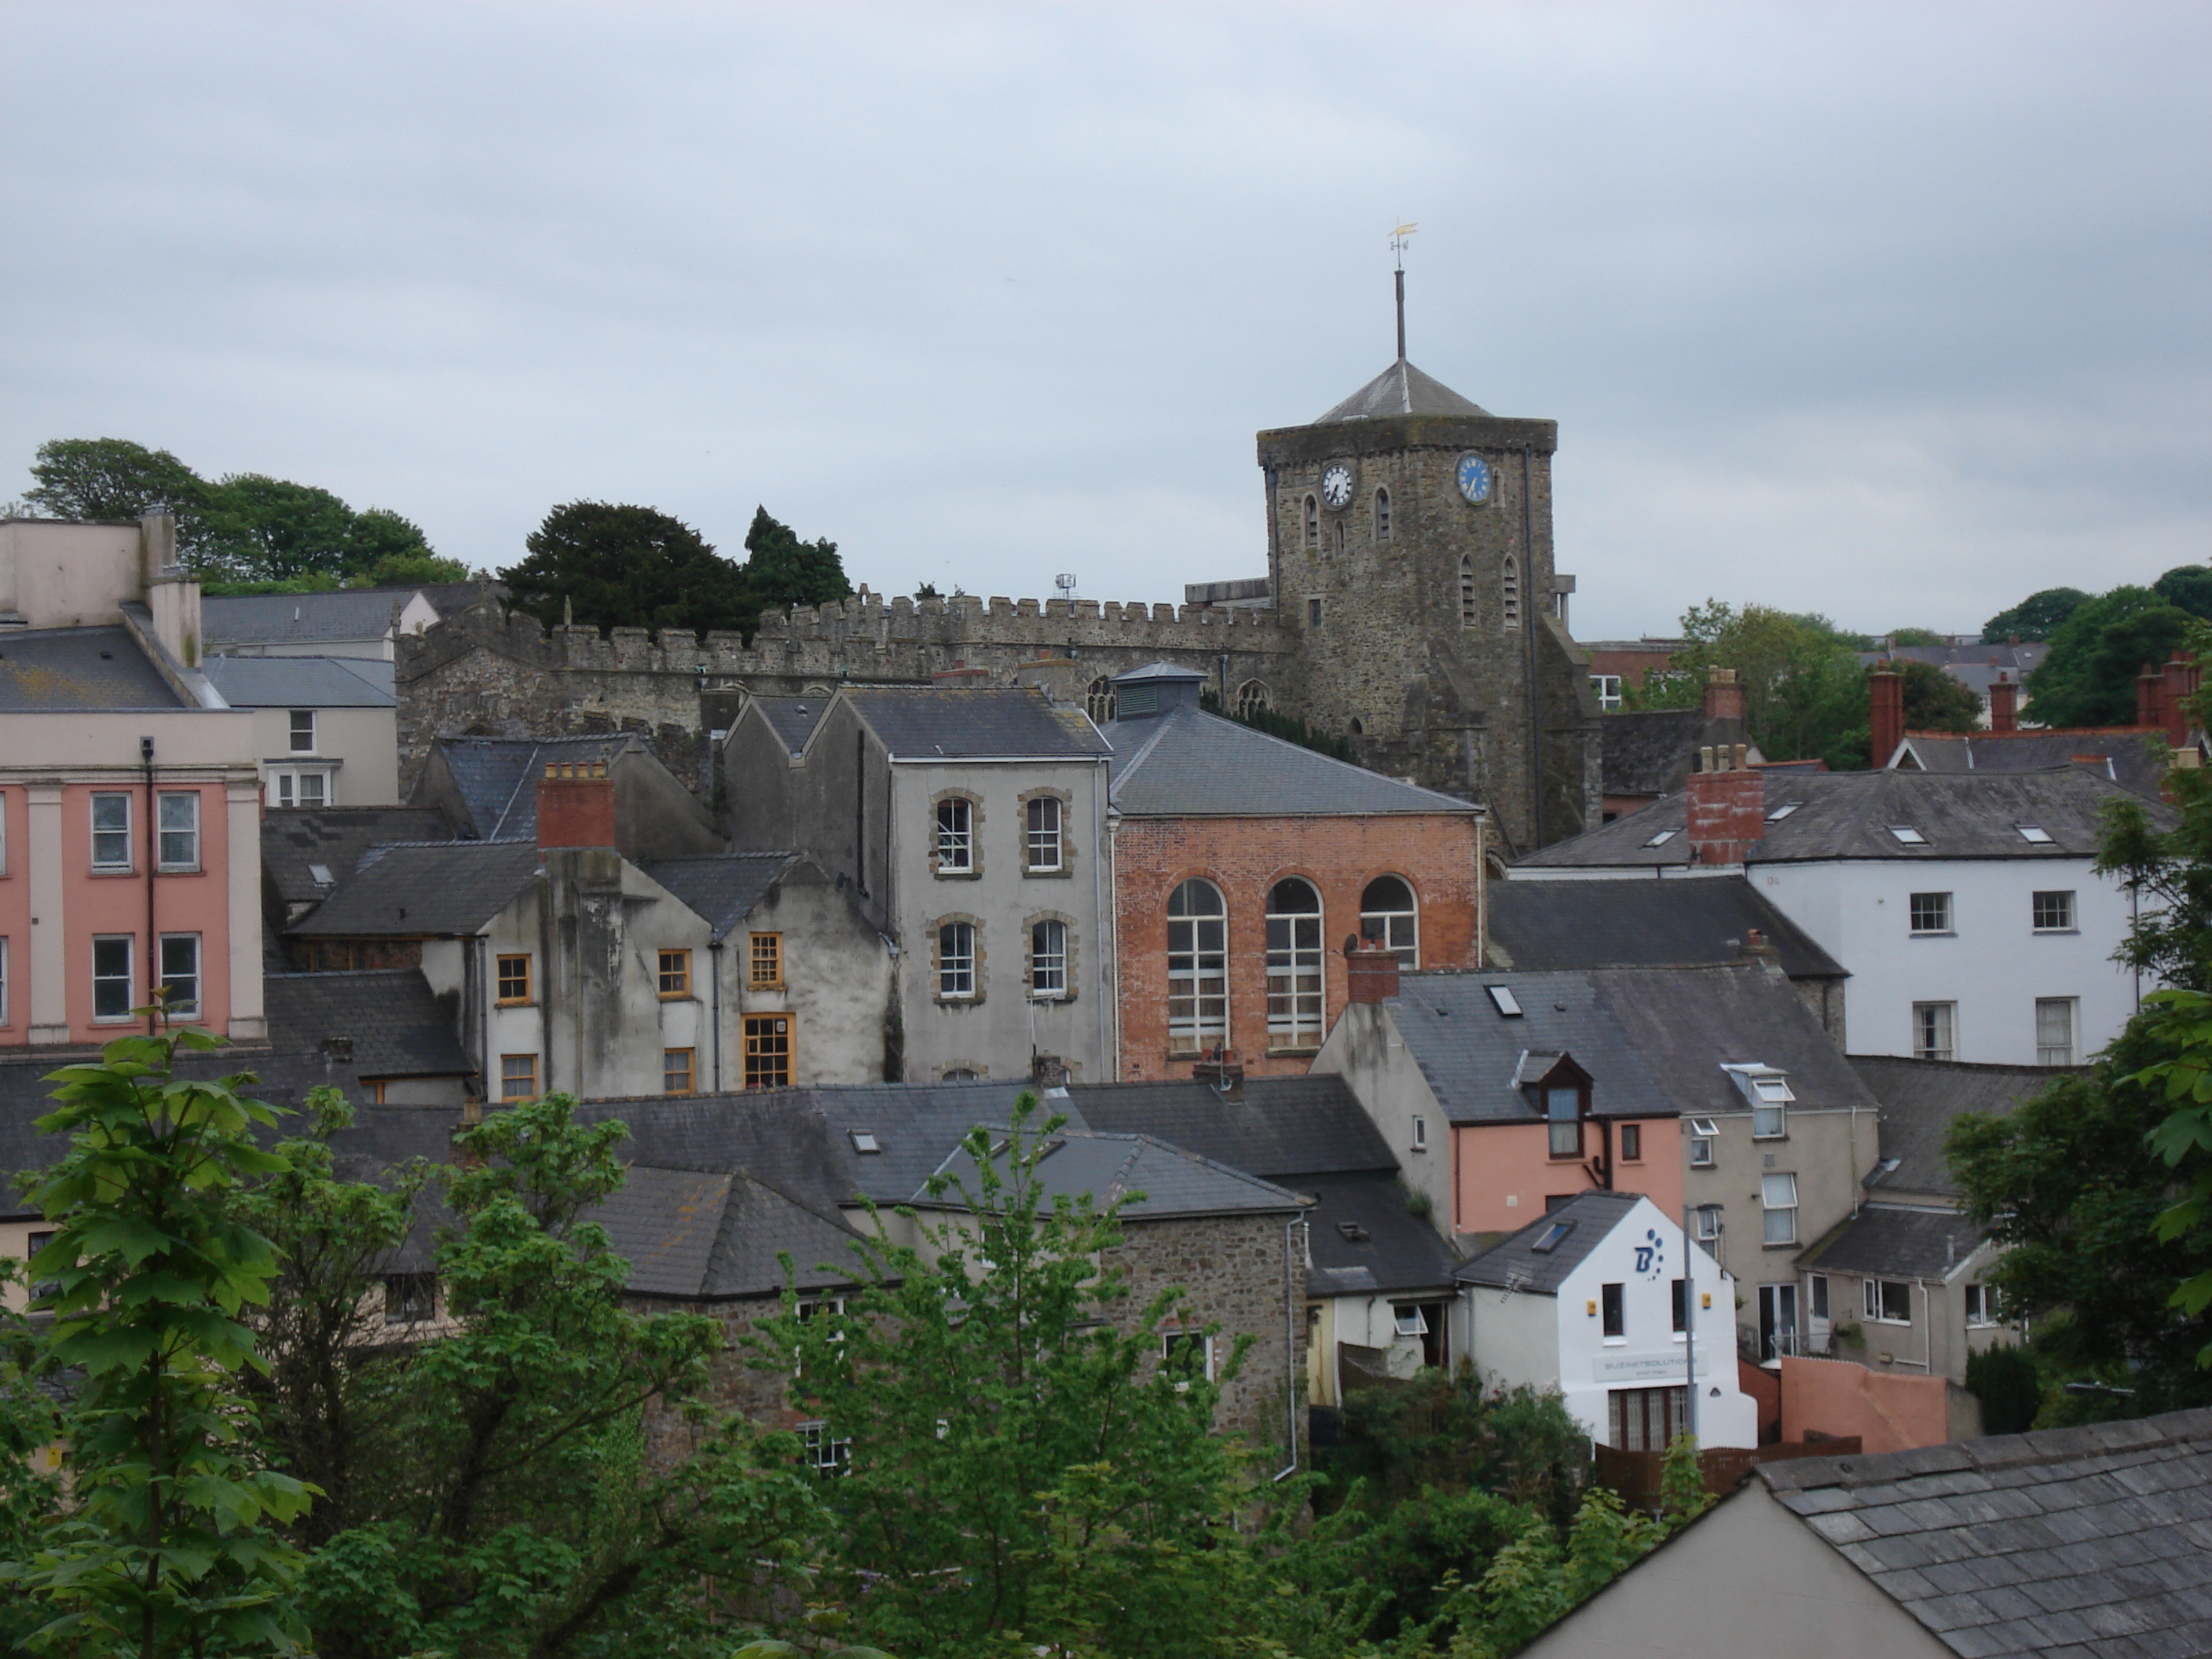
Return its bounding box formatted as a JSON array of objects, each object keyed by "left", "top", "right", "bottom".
[
  {"left": 1346, "top": 937, "right": 1401, "bottom": 1005},
  {"left": 1686, "top": 747, "right": 1766, "bottom": 866},
  {"left": 1870, "top": 670, "right": 1904, "bottom": 764},
  {"left": 2139, "top": 665, "right": 2163, "bottom": 731},
  {"left": 2159, "top": 654, "right": 2202, "bottom": 749},
  {"left": 1192, "top": 1046, "right": 1245, "bottom": 1101},
  {"left": 1704, "top": 666, "right": 1746, "bottom": 724},
  {"left": 537, "top": 758, "right": 617, "bottom": 850},
  {"left": 1988, "top": 672, "right": 2018, "bottom": 734}
]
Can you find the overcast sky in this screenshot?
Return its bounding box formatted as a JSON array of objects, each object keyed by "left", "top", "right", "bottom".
[{"left": 3, "top": 2, "right": 2206, "bottom": 639}]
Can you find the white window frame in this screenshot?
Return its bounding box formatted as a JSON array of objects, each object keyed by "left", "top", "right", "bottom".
[
  {"left": 1161, "top": 1330, "right": 1216, "bottom": 1387},
  {"left": 1694, "top": 1203, "right": 1723, "bottom": 1241},
  {"left": 1359, "top": 875, "right": 1419, "bottom": 969},
  {"left": 2031, "top": 890, "right": 2076, "bottom": 932},
  {"left": 1411, "top": 1115, "right": 1428, "bottom": 1152},
  {"left": 0, "top": 935, "right": 9, "bottom": 1026},
  {"left": 157, "top": 932, "right": 201, "bottom": 1019},
  {"left": 90, "top": 791, "right": 133, "bottom": 872},
  {"left": 270, "top": 767, "right": 333, "bottom": 809},
  {"left": 1760, "top": 1173, "right": 1799, "bottom": 1246},
  {"left": 799, "top": 1419, "right": 851, "bottom": 1476},
  {"left": 1029, "top": 918, "right": 1068, "bottom": 999},
  {"left": 1391, "top": 1305, "right": 1427, "bottom": 1339},
  {"left": 1913, "top": 1001, "right": 1956, "bottom": 1063},
  {"left": 156, "top": 791, "right": 200, "bottom": 872},
  {"left": 937, "top": 921, "right": 977, "bottom": 1000},
  {"left": 91, "top": 934, "right": 135, "bottom": 1022},
  {"left": 1964, "top": 1282, "right": 2001, "bottom": 1327},
  {"left": 2035, "top": 997, "right": 2078, "bottom": 1067},
  {"left": 287, "top": 709, "right": 317, "bottom": 753},
  {"left": 1908, "top": 891, "right": 1953, "bottom": 936},
  {"left": 935, "top": 797, "right": 973, "bottom": 873},
  {"left": 1688, "top": 1118, "right": 1718, "bottom": 1167},
  {"left": 1591, "top": 672, "right": 1623, "bottom": 711},
  {"left": 1862, "top": 1277, "right": 1914, "bottom": 1325},
  {"left": 1024, "top": 796, "right": 1064, "bottom": 873},
  {"left": 1166, "top": 879, "right": 1227, "bottom": 1055},
  {"left": 1264, "top": 878, "right": 1324, "bottom": 1049}
]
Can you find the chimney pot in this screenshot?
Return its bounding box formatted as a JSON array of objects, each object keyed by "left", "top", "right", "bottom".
[
  {"left": 537, "top": 756, "right": 618, "bottom": 851},
  {"left": 1686, "top": 766, "right": 1767, "bottom": 866}
]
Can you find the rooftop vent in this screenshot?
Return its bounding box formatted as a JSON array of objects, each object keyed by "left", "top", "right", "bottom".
[{"left": 1336, "top": 1220, "right": 1370, "bottom": 1242}]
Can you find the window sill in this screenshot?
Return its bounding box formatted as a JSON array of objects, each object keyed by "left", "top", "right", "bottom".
[
  {"left": 657, "top": 993, "right": 696, "bottom": 1003},
  {"left": 89, "top": 868, "right": 139, "bottom": 878},
  {"left": 1762, "top": 1240, "right": 1800, "bottom": 1250},
  {"left": 1023, "top": 866, "right": 1071, "bottom": 879},
  {"left": 1908, "top": 931, "right": 1956, "bottom": 939},
  {"left": 1601, "top": 1337, "right": 1628, "bottom": 1347},
  {"left": 748, "top": 982, "right": 786, "bottom": 994},
  {"left": 932, "top": 869, "right": 981, "bottom": 881},
  {"left": 1267, "top": 1045, "right": 1322, "bottom": 1058},
  {"left": 934, "top": 997, "right": 982, "bottom": 1007},
  {"left": 2031, "top": 928, "right": 2079, "bottom": 936},
  {"left": 156, "top": 866, "right": 204, "bottom": 877},
  {"left": 495, "top": 999, "right": 535, "bottom": 1009}
]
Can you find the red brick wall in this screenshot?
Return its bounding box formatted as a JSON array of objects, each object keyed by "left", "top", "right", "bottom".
[{"left": 1111, "top": 812, "right": 1481, "bottom": 1080}]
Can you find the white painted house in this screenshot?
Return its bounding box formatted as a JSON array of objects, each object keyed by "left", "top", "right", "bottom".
[
  {"left": 1455, "top": 1190, "right": 1758, "bottom": 1451},
  {"left": 1513, "top": 766, "right": 2165, "bottom": 1067}
]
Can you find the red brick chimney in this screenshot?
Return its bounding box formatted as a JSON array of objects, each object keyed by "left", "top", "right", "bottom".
[
  {"left": 2159, "top": 655, "right": 2202, "bottom": 748},
  {"left": 1686, "top": 752, "right": 1766, "bottom": 866},
  {"left": 2139, "top": 665, "right": 2163, "bottom": 730},
  {"left": 1870, "top": 670, "right": 1904, "bottom": 764},
  {"left": 1987, "top": 672, "right": 2018, "bottom": 734},
  {"left": 1704, "top": 667, "right": 1746, "bottom": 723},
  {"left": 1346, "top": 938, "right": 1401, "bottom": 1005},
  {"left": 537, "top": 759, "right": 617, "bottom": 850}
]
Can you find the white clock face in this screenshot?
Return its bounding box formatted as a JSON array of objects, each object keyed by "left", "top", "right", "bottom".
[{"left": 1320, "top": 464, "right": 1354, "bottom": 510}]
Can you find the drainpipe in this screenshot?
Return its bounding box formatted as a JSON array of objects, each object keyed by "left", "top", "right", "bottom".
[
  {"left": 709, "top": 938, "right": 724, "bottom": 1092},
  {"left": 1522, "top": 445, "right": 1543, "bottom": 850},
  {"left": 1105, "top": 802, "right": 1122, "bottom": 1079},
  {"left": 141, "top": 735, "right": 156, "bottom": 1033},
  {"left": 1273, "top": 1212, "right": 1304, "bottom": 1481}
]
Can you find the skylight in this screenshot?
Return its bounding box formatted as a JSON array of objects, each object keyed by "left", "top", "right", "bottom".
[
  {"left": 1752, "top": 1076, "right": 1795, "bottom": 1103},
  {"left": 1530, "top": 1220, "right": 1575, "bottom": 1254},
  {"left": 1765, "top": 802, "right": 1802, "bottom": 822},
  {"left": 307, "top": 862, "right": 335, "bottom": 886},
  {"left": 1642, "top": 829, "right": 1678, "bottom": 847},
  {"left": 1485, "top": 985, "right": 1523, "bottom": 1017},
  {"left": 2017, "top": 825, "right": 2053, "bottom": 844},
  {"left": 1689, "top": 1118, "right": 1719, "bottom": 1137},
  {"left": 849, "top": 1130, "right": 881, "bottom": 1154},
  {"left": 1888, "top": 826, "right": 1928, "bottom": 845}
]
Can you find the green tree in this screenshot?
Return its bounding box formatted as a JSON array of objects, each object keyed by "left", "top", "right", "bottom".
[
  {"left": 1637, "top": 601, "right": 1873, "bottom": 765},
  {"left": 769, "top": 1095, "right": 1265, "bottom": 1658},
  {"left": 2094, "top": 630, "right": 2212, "bottom": 991},
  {"left": 2027, "top": 586, "right": 2197, "bottom": 728},
  {"left": 741, "top": 507, "right": 851, "bottom": 614},
  {"left": 0, "top": 1261, "right": 63, "bottom": 1654},
  {"left": 1982, "top": 586, "right": 2090, "bottom": 643},
  {"left": 200, "top": 474, "right": 359, "bottom": 584},
  {"left": 1, "top": 1028, "right": 315, "bottom": 1657},
  {"left": 1886, "top": 627, "right": 1946, "bottom": 646},
  {"left": 24, "top": 438, "right": 214, "bottom": 555},
  {"left": 357, "top": 547, "right": 471, "bottom": 588},
  {"left": 1965, "top": 1344, "right": 2044, "bottom": 1434},
  {"left": 339, "top": 507, "right": 442, "bottom": 580},
  {"left": 2154, "top": 565, "right": 2212, "bottom": 622},
  {"left": 501, "top": 501, "right": 757, "bottom": 639}
]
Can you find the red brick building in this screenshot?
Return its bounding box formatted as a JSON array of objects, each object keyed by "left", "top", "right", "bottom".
[{"left": 1101, "top": 663, "right": 1485, "bottom": 1081}]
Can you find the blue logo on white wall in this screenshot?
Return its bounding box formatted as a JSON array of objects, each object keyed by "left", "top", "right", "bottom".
[{"left": 1633, "top": 1229, "right": 1666, "bottom": 1280}]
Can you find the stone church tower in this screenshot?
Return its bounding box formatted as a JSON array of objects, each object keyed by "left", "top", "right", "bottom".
[{"left": 1257, "top": 310, "right": 1599, "bottom": 856}]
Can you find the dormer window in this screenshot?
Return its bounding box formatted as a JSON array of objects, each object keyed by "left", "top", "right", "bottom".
[
  {"left": 1723, "top": 1064, "right": 1793, "bottom": 1137},
  {"left": 1522, "top": 1053, "right": 1595, "bottom": 1161}
]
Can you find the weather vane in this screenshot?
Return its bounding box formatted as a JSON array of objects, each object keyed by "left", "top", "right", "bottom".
[
  {"left": 1391, "top": 220, "right": 1417, "bottom": 270},
  {"left": 1390, "top": 221, "right": 1418, "bottom": 359}
]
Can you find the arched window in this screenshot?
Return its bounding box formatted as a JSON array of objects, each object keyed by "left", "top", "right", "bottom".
[
  {"left": 1349, "top": 717, "right": 1364, "bottom": 736},
  {"left": 1459, "top": 555, "right": 1476, "bottom": 628},
  {"left": 1166, "top": 879, "right": 1227, "bottom": 1054},
  {"left": 1086, "top": 677, "right": 1116, "bottom": 723},
  {"left": 1235, "top": 679, "right": 1271, "bottom": 720},
  {"left": 1375, "top": 487, "right": 1392, "bottom": 540},
  {"left": 1265, "top": 877, "right": 1324, "bottom": 1049},
  {"left": 1303, "top": 496, "right": 1319, "bottom": 547},
  {"left": 1501, "top": 555, "right": 1520, "bottom": 631},
  {"left": 1334, "top": 519, "right": 1346, "bottom": 555},
  {"left": 1361, "top": 875, "right": 1419, "bottom": 969}
]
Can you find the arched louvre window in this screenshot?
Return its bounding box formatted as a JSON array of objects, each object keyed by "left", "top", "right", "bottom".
[
  {"left": 1265, "top": 878, "right": 1324, "bottom": 1048},
  {"left": 1303, "top": 496, "right": 1319, "bottom": 547},
  {"left": 1235, "top": 679, "right": 1271, "bottom": 720},
  {"left": 1360, "top": 875, "right": 1419, "bottom": 969},
  {"left": 1086, "top": 677, "right": 1116, "bottom": 723},
  {"left": 1375, "top": 487, "right": 1392, "bottom": 540},
  {"left": 1166, "top": 879, "right": 1227, "bottom": 1054},
  {"left": 1501, "top": 555, "right": 1521, "bottom": 631},
  {"left": 1459, "top": 555, "right": 1476, "bottom": 628}
]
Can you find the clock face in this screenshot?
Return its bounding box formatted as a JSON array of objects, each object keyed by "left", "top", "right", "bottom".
[
  {"left": 1456, "top": 452, "right": 1493, "bottom": 504},
  {"left": 1320, "top": 464, "right": 1354, "bottom": 511}
]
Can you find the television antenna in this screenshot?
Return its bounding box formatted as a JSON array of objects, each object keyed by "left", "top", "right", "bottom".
[{"left": 1054, "top": 573, "right": 1079, "bottom": 601}]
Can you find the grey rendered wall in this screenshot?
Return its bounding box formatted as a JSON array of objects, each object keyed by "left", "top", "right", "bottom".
[
  {"left": 723, "top": 862, "right": 895, "bottom": 1087},
  {"left": 1514, "top": 1481, "right": 1953, "bottom": 1659},
  {"left": 723, "top": 699, "right": 892, "bottom": 917},
  {"left": 1311, "top": 1002, "right": 1453, "bottom": 1238}
]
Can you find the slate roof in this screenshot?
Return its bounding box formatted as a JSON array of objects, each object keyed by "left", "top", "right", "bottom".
[
  {"left": 262, "top": 808, "right": 456, "bottom": 908},
  {"left": 1893, "top": 729, "right": 2176, "bottom": 804},
  {"left": 1759, "top": 1404, "right": 2212, "bottom": 1656},
  {"left": 1065, "top": 1075, "right": 1397, "bottom": 1178},
  {"left": 1302, "top": 1170, "right": 1462, "bottom": 1298},
  {"left": 1850, "top": 1056, "right": 2068, "bottom": 1199},
  {"left": 590, "top": 1166, "right": 734, "bottom": 1296},
  {"left": 1314, "top": 358, "right": 1491, "bottom": 423},
  {"left": 747, "top": 696, "right": 830, "bottom": 757},
  {"left": 923, "top": 1130, "right": 1309, "bottom": 1221},
  {"left": 0, "top": 625, "right": 184, "bottom": 709},
  {"left": 1384, "top": 963, "right": 1876, "bottom": 1127},
  {"left": 202, "top": 591, "right": 405, "bottom": 646},
  {"left": 1796, "top": 1204, "right": 1987, "bottom": 1281},
  {"left": 639, "top": 853, "right": 800, "bottom": 942},
  {"left": 1486, "top": 877, "right": 1845, "bottom": 980},
  {"left": 1456, "top": 1189, "right": 1646, "bottom": 1295},
  {"left": 1518, "top": 767, "right": 2165, "bottom": 868},
  {"left": 203, "top": 654, "right": 394, "bottom": 709},
  {"left": 432, "top": 734, "right": 634, "bottom": 841},
  {"left": 840, "top": 687, "right": 1109, "bottom": 760},
  {"left": 1101, "top": 702, "right": 1478, "bottom": 818},
  {"left": 262, "top": 970, "right": 474, "bottom": 1079},
  {"left": 287, "top": 840, "right": 540, "bottom": 936},
  {"left": 1599, "top": 709, "right": 1710, "bottom": 797}
]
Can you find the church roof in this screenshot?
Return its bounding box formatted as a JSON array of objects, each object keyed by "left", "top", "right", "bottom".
[{"left": 1314, "top": 358, "right": 1490, "bottom": 423}]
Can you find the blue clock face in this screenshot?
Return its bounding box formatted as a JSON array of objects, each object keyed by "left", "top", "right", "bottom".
[{"left": 1456, "top": 452, "right": 1492, "bottom": 504}]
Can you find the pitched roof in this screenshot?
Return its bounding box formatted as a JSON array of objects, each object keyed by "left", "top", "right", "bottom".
[
  {"left": 1456, "top": 1189, "right": 1648, "bottom": 1294},
  {"left": 746, "top": 695, "right": 830, "bottom": 757},
  {"left": 0, "top": 625, "right": 184, "bottom": 709},
  {"left": 1486, "top": 877, "right": 1844, "bottom": 980},
  {"left": 1756, "top": 1404, "right": 2212, "bottom": 1654},
  {"left": 922, "top": 1130, "right": 1308, "bottom": 1221},
  {"left": 1101, "top": 702, "right": 1478, "bottom": 817},
  {"left": 639, "top": 853, "right": 800, "bottom": 942},
  {"left": 432, "top": 734, "right": 635, "bottom": 840},
  {"left": 1893, "top": 729, "right": 2174, "bottom": 803},
  {"left": 1302, "top": 1170, "right": 1462, "bottom": 1298},
  {"left": 1314, "top": 359, "right": 1491, "bottom": 423},
  {"left": 201, "top": 591, "right": 404, "bottom": 646},
  {"left": 262, "top": 808, "right": 456, "bottom": 907},
  {"left": 1065, "top": 1075, "right": 1397, "bottom": 1178},
  {"left": 1796, "top": 1203, "right": 1987, "bottom": 1281},
  {"left": 1849, "top": 1056, "right": 2066, "bottom": 1199},
  {"left": 287, "top": 840, "right": 540, "bottom": 936},
  {"left": 1518, "top": 767, "right": 2163, "bottom": 868},
  {"left": 262, "top": 970, "right": 473, "bottom": 1079},
  {"left": 840, "top": 687, "right": 1108, "bottom": 760},
  {"left": 203, "top": 654, "right": 394, "bottom": 709}
]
